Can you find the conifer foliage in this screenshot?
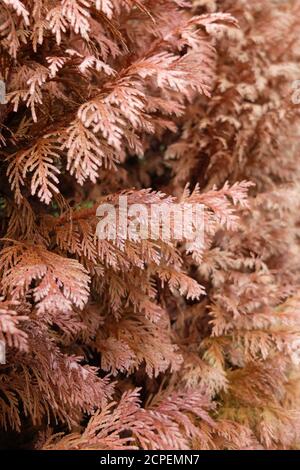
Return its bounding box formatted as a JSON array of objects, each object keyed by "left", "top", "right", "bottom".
[{"left": 0, "top": 0, "right": 300, "bottom": 450}]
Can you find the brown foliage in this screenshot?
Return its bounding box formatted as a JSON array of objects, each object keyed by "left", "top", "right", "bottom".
[{"left": 0, "top": 0, "right": 300, "bottom": 450}]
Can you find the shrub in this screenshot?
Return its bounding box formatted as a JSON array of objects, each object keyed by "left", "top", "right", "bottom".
[{"left": 0, "top": 0, "right": 299, "bottom": 450}]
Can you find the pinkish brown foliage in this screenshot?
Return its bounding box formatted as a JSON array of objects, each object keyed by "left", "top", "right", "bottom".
[{"left": 0, "top": 0, "right": 300, "bottom": 450}]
